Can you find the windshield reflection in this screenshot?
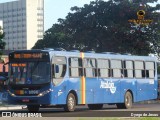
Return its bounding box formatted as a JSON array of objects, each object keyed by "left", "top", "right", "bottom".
[{"left": 9, "top": 62, "right": 50, "bottom": 85}]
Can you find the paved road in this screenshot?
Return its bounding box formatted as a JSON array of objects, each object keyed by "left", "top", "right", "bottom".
[{"left": 0, "top": 103, "right": 160, "bottom": 117}]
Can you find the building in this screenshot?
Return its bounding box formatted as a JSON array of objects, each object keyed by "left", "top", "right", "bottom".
[
  {"left": 0, "top": 0, "right": 44, "bottom": 50},
  {"left": 0, "top": 20, "right": 3, "bottom": 32}
]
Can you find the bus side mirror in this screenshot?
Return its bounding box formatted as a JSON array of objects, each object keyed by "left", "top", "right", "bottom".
[
  {"left": 0, "top": 76, "right": 7, "bottom": 85},
  {"left": 55, "top": 65, "right": 59, "bottom": 73}
]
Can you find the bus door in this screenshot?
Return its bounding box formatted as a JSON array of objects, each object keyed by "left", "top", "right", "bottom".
[{"left": 52, "top": 56, "right": 67, "bottom": 104}]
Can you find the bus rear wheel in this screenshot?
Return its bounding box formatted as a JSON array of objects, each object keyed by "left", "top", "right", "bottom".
[
  {"left": 64, "top": 93, "right": 76, "bottom": 112},
  {"left": 88, "top": 104, "right": 103, "bottom": 110},
  {"left": 116, "top": 91, "right": 133, "bottom": 109},
  {"left": 27, "top": 105, "right": 40, "bottom": 112}
]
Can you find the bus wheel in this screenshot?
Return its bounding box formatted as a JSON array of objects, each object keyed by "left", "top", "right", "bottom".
[
  {"left": 124, "top": 91, "right": 133, "bottom": 109},
  {"left": 27, "top": 105, "right": 40, "bottom": 112},
  {"left": 64, "top": 93, "right": 76, "bottom": 112},
  {"left": 88, "top": 104, "right": 103, "bottom": 110},
  {"left": 117, "top": 91, "right": 133, "bottom": 109}
]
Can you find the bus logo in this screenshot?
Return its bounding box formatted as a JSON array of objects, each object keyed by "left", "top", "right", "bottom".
[{"left": 100, "top": 81, "right": 116, "bottom": 94}]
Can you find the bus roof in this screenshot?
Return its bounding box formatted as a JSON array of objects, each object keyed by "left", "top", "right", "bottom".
[
  {"left": 9, "top": 49, "right": 157, "bottom": 62},
  {"left": 43, "top": 49, "right": 157, "bottom": 62}
]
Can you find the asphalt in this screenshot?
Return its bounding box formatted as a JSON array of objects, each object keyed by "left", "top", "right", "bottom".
[{"left": 0, "top": 100, "right": 159, "bottom": 111}]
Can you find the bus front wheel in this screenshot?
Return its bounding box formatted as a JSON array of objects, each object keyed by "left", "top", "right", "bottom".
[
  {"left": 27, "top": 105, "right": 40, "bottom": 112},
  {"left": 64, "top": 93, "right": 76, "bottom": 112}
]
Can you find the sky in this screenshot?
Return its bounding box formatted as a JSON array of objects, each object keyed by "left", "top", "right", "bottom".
[{"left": 0, "top": 0, "right": 160, "bottom": 31}]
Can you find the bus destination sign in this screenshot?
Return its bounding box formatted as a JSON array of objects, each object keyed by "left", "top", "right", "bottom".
[{"left": 14, "top": 53, "right": 43, "bottom": 59}]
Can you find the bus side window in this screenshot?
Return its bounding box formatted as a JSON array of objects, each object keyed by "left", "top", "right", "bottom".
[
  {"left": 145, "top": 62, "right": 155, "bottom": 78},
  {"left": 84, "top": 58, "right": 96, "bottom": 78},
  {"left": 123, "top": 60, "right": 134, "bottom": 78},
  {"left": 97, "top": 59, "right": 109, "bottom": 78},
  {"left": 135, "top": 61, "right": 145, "bottom": 78},
  {"left": 69, "top": 58, "right": 82, "bottom": 77},
  {"left": 110, "top": 59, "right": 122, "bottom": 78}
]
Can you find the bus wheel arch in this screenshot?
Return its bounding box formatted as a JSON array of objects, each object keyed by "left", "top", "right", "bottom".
[
  {"left": 126, "top": 89, "right": 134, "bottom": 103},
  {"left": 64, "top": 90, "right": 77, "bottom": 112},
  {"left": 116, "top": 90, "right": 133, "bottom": 109}
]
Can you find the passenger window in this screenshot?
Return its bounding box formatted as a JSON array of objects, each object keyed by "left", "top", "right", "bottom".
[
  {"left": 123, "top": 61, "right": 134, "bottom": 78},
  {"left": 110, "top": 60, "right": 122, "bottom": 78},
  {"left": 134, "top": 61, "right": 145, "bottom": 78},
  {"left": 84, "top": 58, "right": 97, "bottom": 78},
  {"left": 97, "top": 59, "right": 110, "bottom": 78},
  {"left": 69, "top": 58, "right": 82, "bottom": 77},
  {"left": 145, "top": 62, "right": 155, "bottom": 78}
]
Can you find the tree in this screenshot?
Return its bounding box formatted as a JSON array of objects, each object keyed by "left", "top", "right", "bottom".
[
  {"left": 32, "top": 24, "right": 72, "bottom": 50},
  {"left": 0, "top": 26, "right": 5, "bottom": 61},
  {"left": 33, "top": 0, "right": 160, "bottom": 56}
]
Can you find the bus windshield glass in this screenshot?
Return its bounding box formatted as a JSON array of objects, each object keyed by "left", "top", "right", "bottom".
[{"left": 9, "top": 62, "right": 50, "bottom": 85}]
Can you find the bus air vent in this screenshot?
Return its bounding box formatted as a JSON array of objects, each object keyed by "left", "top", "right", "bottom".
[
  {"left": 102, "top": 52, "right": 120, "bottom": 55},
  {"left": 86, "top": 51, "right": 95, "bottom": 53},
  {"left": 70, "top": 50, "right": 80, "bottom": 52}
]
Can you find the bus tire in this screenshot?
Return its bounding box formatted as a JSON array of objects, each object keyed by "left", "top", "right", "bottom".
[
  {"left": 88, "top": 104, "right": 103, "bottom": 110},
  {"left": 124, "top": 91, "right": 133, "bottom": 109},
  {"left": 27, "top": 105, "right": 40, "bottom": 112},
  {"left": 64, "top": 93, "right": 76, "bottom": 112},
  {"left": 117, "top": 91, "right": 133, "bottom": 109}
]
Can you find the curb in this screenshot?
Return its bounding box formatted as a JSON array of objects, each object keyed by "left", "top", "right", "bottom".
[{"left": 138, "top": 100, "right": 160, "bottom": 104}]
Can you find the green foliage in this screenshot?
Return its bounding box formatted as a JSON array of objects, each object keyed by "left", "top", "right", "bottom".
[{"left": 33, "top": 0, "right": 160, "bottom": 56}]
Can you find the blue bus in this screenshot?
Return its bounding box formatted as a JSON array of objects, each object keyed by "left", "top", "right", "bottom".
[{"left": 3, "top": 49, "right": 158, "bottom": 112}]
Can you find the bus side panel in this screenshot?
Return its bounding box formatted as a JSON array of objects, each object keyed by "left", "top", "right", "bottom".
[
  {"left": 136, "top": 79, "right": 157, "bottom": 102},
  {"left": 85, "top": 78, "right": 94, "bottom": 104},
  {"left": 65, "top": 78, "right": 82, "bottom": 104},
  {"left": 54, "top": 80, "right": 69, "bottom": 105},
  {"left": 85, "top": 78, "right": 121, "bottom": 104},
  {"left": 100, "top": 79, "right": 121, "bottom": 103},
  {"left": 120, "top": 79, "right": 137, "bottom": 103},
  {"left": 86, "top": 78, "right": 104, "bottom": 104}
]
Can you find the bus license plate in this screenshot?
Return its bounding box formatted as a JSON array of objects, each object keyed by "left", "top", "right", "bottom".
[{"left": 24, "top": 90, "right": 39, "bottom": 95}]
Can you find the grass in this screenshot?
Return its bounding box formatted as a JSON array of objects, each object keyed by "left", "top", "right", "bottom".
[{"left": 78, "top": 117, "right": 160, "bottom": 120}]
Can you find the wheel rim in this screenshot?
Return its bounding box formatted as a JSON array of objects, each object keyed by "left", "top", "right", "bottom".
[
  {"left": 125, "top": 93, "right": 132, "bottom": 107},
  {"left": 68, "top": 96, "right": 74, "bottom": 110},
  {"left": 126, "top": 96, "right": 130, "bottom": 106}
]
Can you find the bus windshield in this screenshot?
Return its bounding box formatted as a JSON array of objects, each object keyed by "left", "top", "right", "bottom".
[{"left": 9, "top": 62, "right": 50, "bottom": 85}]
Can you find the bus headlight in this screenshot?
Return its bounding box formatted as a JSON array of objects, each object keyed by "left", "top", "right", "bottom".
[
  {"left": 38, "top": 93, "right": 43, "bottom": 97},
  {"left": 11, "top": 93, "right": 15, "bottom": 96},
  {"left": 8, "top": 90, "right": 16, "bottom": 97},
  {"left": 38, "top": 89, "right": 53, "bottom": 97}
]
